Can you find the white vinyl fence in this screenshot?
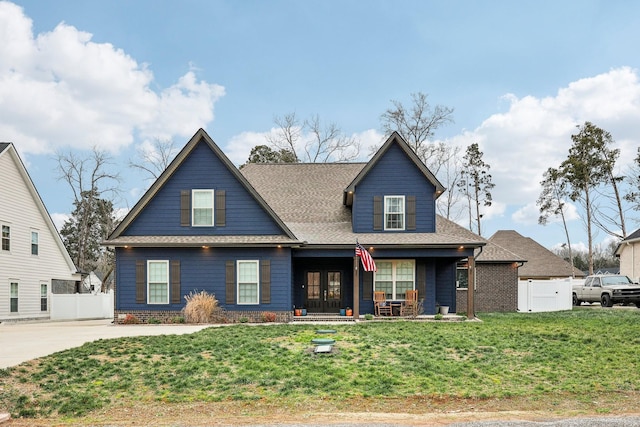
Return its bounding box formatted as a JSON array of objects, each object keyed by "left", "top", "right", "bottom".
[
  {"left": 50, "top": 291, "right": 114, "bottom": 320},
  {"left": 518, "top": 279, "right": 573, "bottom": 312}
]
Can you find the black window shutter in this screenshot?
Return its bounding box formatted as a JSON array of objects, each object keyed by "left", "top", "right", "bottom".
[
  {"left": 215, "top": 190, "right": 226, "bottom": 226},
  {"left": 373, "top": 196, "right": 383, "bottom": 231},
  {"left": 170, "top": 260, "right": 181, "bottom": 304},
  {"left": 261, "top": 260, "right": 271, "bottom": 304},
  {"left": 407, "top": 195, "right": 416, "bottom": 230},
  {"left": 135, "top": 260, "right": 145, "bottom": 303},
  {"left": 363, "top": 271, "right": 373, "bottom": 300},
  {"left": 416, "top": 262, "right": 426, "bottom": 299},
  {"left": 180, "top": 190, "right": 190, "bottom": 227},
  {"left": 225, "top": 260, "right": 235, "bottom": 304}
]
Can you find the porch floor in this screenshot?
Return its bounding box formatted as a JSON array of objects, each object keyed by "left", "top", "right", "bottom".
[{"left": 291, "top": 313, "right": 356, "bottom": 323}]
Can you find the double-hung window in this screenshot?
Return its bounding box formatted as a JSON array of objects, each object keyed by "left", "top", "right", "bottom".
[
  {"left": 384, "top": 196, "right": 405, "bottom": 230},
  {"left": 147, "top": 261, "right": 169, "bottom": 304},
  {"left": 10, "top": 282, "right": 18, "bottom": 313},
  {"left": 374, "top": 260, "right": 415, "bottom": 300},
  {"left": 192, "top": 189, "right": 214, "bottom": 226},
  {"left": 1, "top": 225, "right": 9, "bottom": 251},
  {"left": 40, "top": 283, "right": 48, "bottom": 311},
  {"left": 237, "top": 260, "right": 259, "bottom": 304},
  {"left": 31, "top": 231, "right": 39, "bottom": 255}
]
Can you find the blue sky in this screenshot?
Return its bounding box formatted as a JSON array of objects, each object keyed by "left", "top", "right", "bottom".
[{"left": 2, "top": 0, "right": 640, "bottom": 251}]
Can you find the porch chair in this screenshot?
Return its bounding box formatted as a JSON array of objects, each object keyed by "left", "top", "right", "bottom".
[
  {"left": 400, "top": 289, "right": 419, "bottom": 317},
  {"left": 374, "top": 291, "right": 392, "bottom": 316}
]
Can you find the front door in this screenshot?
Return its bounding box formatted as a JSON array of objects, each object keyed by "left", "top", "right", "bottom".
[{"left": 305, "top": 271, "right": 342, "bottom": 313}]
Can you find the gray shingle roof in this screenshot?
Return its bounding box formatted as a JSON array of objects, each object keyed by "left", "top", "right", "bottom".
[
  {"left": 104, "top": 235, "right": 300, "bottom": 247},
  {"left": 241, "top": 162, "right": 486, "bottom": 249},
  {"left": 488, "top": 230, "right": 584, "bottom": 278}
]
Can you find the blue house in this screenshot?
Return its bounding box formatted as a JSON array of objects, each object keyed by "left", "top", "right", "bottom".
[{"left": 105, "top": 129, "right": 487, "bottom": 322}]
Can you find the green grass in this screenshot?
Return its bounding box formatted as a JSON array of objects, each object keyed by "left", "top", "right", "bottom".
[{"left": 2, "top": 309, "right": 640, "bottom": 419}]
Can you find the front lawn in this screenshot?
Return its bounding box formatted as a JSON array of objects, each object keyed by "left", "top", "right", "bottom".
[{"left": 2, "top": 309, "right": 640, "bottom": 424}]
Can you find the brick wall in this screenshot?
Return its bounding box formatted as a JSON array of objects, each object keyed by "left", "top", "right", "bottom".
[{"left": 456, "top": 262, "right": 519, "bottom": 313}]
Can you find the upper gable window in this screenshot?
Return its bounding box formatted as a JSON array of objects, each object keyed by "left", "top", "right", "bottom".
[
  {"left": 192, "top": 190, "right": 214, "bottom": 226},
  {"left": 1, "top": 225, "right": 9, "bottom": 251},
  {"left": 384, "top": 196, "right": 405, "bottom": 230},
  {"left": 31, "top": 231, "right": 39, "bottom": 255}
]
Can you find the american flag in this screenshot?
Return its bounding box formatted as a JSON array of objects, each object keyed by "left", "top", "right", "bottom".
[{"left": 355, "top": 242, "right": 377, "bottom": 272}]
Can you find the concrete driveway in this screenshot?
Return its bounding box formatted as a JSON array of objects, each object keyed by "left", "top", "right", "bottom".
[{"left": 0, "top": 319, "right": 210, "bottom": 369}]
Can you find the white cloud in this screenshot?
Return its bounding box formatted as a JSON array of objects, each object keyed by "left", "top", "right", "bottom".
[
  {"left": 50, "top": 212, "right": 69, "bottom": 232},
  {"left": 440, "top": 66, "right": 640, "bottom": 222},
  {"left": 0, "top": 1, "right": 223, "bottom": 155},
  {"left": 512, "top": 200, "right": 579, "bottom": 226}
]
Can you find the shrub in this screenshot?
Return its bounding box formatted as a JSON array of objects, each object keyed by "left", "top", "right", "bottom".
[
  {"left": 239, "top": 317, "right": 249, "bottom": 323},
  {"left": 261, "top": 312, "right": 277, "bottom": 322},
  {"left": 122, "top": 314, "right": 140, "bottom": 324},
  {"left": 171, "top": 316, "right": 185, "bottom": 324},
  {"left": 148, "top": 318, "right": 161, "bottom": 324},
  {"left": 434, "top": 313, "right": 444, "bottom": 320},
  {"left": 183, "top": 290, "right": 219, "bottom": 323},
  {"left": 364, "top": 313, "right": 374, "bottom": 320}
]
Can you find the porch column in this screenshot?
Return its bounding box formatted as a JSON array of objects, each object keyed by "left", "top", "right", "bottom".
[
  {"left": 353, "top": 256, "right": 360, "bottom": 319},
  {"left": 467, "top": 255, "right": 476, "bottom": 319}
]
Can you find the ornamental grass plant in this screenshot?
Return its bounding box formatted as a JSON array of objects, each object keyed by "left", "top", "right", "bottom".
[{"left": 183, "top": 290, "right": 219, "bottom": 323}]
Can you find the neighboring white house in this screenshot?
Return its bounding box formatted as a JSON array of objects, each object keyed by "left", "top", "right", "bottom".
[
  {"left": 616, "top": 228, "right": 640, "bottom": 283},
  {"left": 0, "top": 142, "right": 80, "bottom": 322}
]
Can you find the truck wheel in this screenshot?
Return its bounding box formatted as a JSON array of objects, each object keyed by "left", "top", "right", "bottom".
[
  {"left": 636, "top": 302, "right": 640, "bottom": 308},
  {"left": 572, "top": 293, "right": 581, "bottom": 306},
  {"left": 601, "top": 294, "right": 613, "bottom": 307}
]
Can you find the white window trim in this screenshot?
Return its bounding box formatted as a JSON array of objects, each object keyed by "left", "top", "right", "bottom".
[
  {"left": 1, "top": 224, "right": 10, "bottom": 252},
  {"left": 147, "top": 260, "right": 170, "bottom": 305},
  {"left": 374, "top": 259, "right": 415, "bottom": 300},
  {"left": 384, "top": 195, "right": 405, "bottom": 231},
  {"left": 237, "top": 260, "right": 260, "bottom": 305},
  {"left": 40, "top": 282, "right": 48, "bottom": 312},
  {"left": 10, "top": 281, "right": 18, "bottom": 313},
  {"left": 31, "top": 230, "right": 39, "bottom": 256},
  {"left": 191, "top": 189, "right": 215, "bottom": 227}
]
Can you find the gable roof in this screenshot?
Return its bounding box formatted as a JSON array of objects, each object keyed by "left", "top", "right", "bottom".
[
  {"left": 241, "top": 162, "right": 485, "bottom": 249},
  {"left": 107, "top": 128, "right": 299, "bottom": 245},
  {"left": 615, "top": 228, "right": 640, "bottom": 256},
  {"left": 488, "top": 230, "right": 584, "bottom": 278},
  {"left": 343, "top": 132, "right": 445, "bottom": 205},
  {"left": 0, "top": 142, "right": 77, "bottom": 273}
]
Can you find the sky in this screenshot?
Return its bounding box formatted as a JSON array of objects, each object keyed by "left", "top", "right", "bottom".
[{"left": 2, "top": 0, "right": 640, "bottom": 251}]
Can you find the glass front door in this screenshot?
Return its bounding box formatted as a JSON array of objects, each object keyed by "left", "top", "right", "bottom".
[{"left": 305, "top": 271, "right": 342, "bottom": 313}]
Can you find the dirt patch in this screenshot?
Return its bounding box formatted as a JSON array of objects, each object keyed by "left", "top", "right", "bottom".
[{"left": 5, "top": 393, "right": 640, "bottom": 426}]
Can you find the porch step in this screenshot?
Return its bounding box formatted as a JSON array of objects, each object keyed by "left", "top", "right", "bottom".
[{"left": 291, "top": 313, "right": 356, "bottom": 322}]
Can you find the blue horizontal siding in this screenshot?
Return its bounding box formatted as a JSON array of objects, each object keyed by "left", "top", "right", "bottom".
[
  {"left": 115, "top": 246, "right": 292, "bottom": 312},
  {"left": 353, "top": 143, "right": 437, "bottom": 233},
  {"left": 125, "top": 140, "right": 283, "bottom": 236}
]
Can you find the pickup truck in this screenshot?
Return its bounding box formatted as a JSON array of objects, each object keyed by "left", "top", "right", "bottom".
[{"left": 572, "top": 274, "right": 640, "bottom": 307}]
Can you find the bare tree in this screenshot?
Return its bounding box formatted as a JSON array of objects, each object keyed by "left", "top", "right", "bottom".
[
  {"left": 266, "top": 112, "right": 359, "bottom": 163},
  {"left": 537, "top": 167, "right": 575, "bottom": 276},
  {"left": 457, "top": 143, "right": 494, "bottom": 236},
  {"left": 129, "top": 137, "right": 178, "bottom": 181},
  {"left": 56, "top": 147, "right": 121, "bottom": 272},
  {"left": 380, "top": 91, "right": 454, "bottom": 158},
  {"left": 380, "top": 92, "right": 461, "bottom": 217},
  {"left": 625, "top": 147, "right": 640, "bottom": 214}
]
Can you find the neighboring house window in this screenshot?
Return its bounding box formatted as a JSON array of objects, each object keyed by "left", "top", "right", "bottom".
[
  {"left": 237, "top": 260, "right": 259, "bottom": 304},
  {"left": 147, "top": 261, "right": 169, "bottom": 304},
  {"left": 1, "top": 225, "right": 9, "bottom": 251},
  {"left": 10, "top": 282, "right": 18, "bottom": 313},
  {"left": 374, "top": 260, "right": 415, "bottom": 299},
  {"left": 384, "top": 196, "right": 405, "bottom": 230},
  {"left": 31, "top": 231, "right": 39, "bottom": 255},
  {"left": 40, "top": 283, "right": 48, "bottom": 311},
  {"left": 192, "top": 189, "right": 214, "bottom": 226},
  {"left": 456, "top": 263, "right": 468, "bottom": 289}
]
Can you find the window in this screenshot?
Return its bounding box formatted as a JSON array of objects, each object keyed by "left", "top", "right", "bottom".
[
  {"left": 31, "top": 231, "right": 39, "bottom": 255},
  {"left": 384, "top": 196, "right": 405, "bottom": 230},
  {"left": 237, "top": 260, "right": 259, "bottom": 304},
  {"left": 374, "top": 260, "right": 415, "bottom": 300},
  {"left": 2, "top": 225, "right": 9, "bottom": 251},
  {"left": 40, "top": 283, "right": 48, "bottom": 311},
  {"left": 10, "top": 282, "right": 18, "bottom": 313},
  {"left": 147, "top": 261, "right": 169, "bottom": 304},
  {"left": 192, "top": 190, "right": 214, "bottom": 226},
  {"left": 456, "top": 263, "right": 469, "bottom": 289}
]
